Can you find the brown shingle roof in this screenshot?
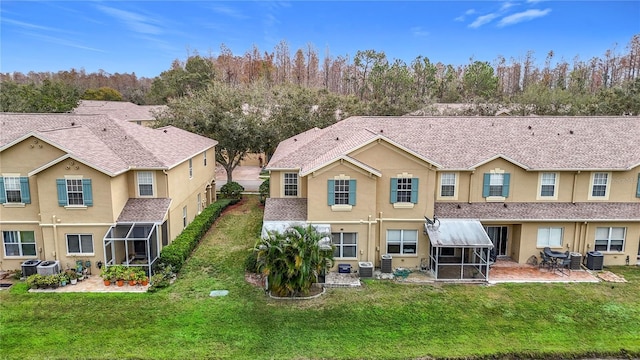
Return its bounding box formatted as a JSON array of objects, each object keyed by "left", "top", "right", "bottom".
[
  {"left": 267, "top": 116, "right": 640, "bottom": 171},
  {"left": 117, "top": 198, "right": 172, "bottom": 222},
  {"left": 263, "top": 198, "right": 307, "bottom": 221},
  {"left": 435, "top": 202, "right": 640, "bottom": 221},
  {"left": 0, "top": 113, "right": 217, "bottom": 176}
]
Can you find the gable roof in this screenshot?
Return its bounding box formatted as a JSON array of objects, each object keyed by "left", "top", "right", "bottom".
[
  {"left": 0, "top": 113, "right": 217, "bottom": 176},
  {"left": 267, "top": 116, "right": 640, "bottom": 171},
  {"left": 73, "top": 100, "right": 166, "bottom": 122}
]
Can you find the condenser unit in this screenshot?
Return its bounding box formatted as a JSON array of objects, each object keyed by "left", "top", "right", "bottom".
[
  {"left": 358, "top": 262, "right": 373, "bottom": 278},
  {"left": 36, "top": 261, "right": 60, "bottom": 276}
]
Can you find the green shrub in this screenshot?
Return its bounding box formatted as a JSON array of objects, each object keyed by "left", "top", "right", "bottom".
[
  {"left": 243, "top": 250, "right": 259, "bottom": 273},
  {"left": 148, "top": 263, "right": 175, "bottom": 292},
  {"left": 158, "top": 199, "right": 234, "bottom": 272},
  {"left": 259, "top": 178, "right": 269, "bottom": 205},
  {"left": 220, "top": 181, "right": 244, "bottom": 200}
]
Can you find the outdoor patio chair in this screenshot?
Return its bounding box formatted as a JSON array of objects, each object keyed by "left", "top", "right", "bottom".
[
  {"left": 557, "top": 255, "right": 572, "bottom": 276},
  {"left": 539, "top": 251, "right": 553, "bottom": 271}
]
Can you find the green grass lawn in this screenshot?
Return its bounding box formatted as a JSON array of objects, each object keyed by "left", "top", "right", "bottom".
[{"left": 1, "top": 195, "right": 639, "bottom": 360}]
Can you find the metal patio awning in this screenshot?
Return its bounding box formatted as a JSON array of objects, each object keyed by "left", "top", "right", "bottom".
[{"left": 425, "top": 219, "right": 494, "bottom": 248}]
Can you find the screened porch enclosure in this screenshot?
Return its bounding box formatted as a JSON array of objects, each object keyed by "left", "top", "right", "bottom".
[
  {"left": 425, "top": 219, "right": 494, "bottom": 282},
  {"left": 103, "top": 222, "right": 160, "bottom": 275}
]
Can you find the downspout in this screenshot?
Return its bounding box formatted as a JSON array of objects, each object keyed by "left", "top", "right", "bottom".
[
  {"left": 468, "top": 171, "right": 474, "bottom": 203},
  {"left": 377, "top": 211, "right": 383, "bottom": 268},
  {"left": 572, "top": 171, "right": 580, "bottom": 204},
  {"left": 51, "top": 215, "right": 58, "bottom": 261},
  {"left": 367, "top": 215, "right": 373, "bottom": 263}
]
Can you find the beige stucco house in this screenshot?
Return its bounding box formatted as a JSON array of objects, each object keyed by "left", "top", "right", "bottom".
[
  {"left": 263, "top": 116, "right": 640, "bottom": 280},
  {"left": 73, "top": 100, "right": 166, "bottom": 127},
  {"left": 0, "top": 113, "right": 216, "bottom": 275}
]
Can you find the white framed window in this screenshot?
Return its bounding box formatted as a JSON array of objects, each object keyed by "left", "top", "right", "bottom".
[
  {"left": 203, "top": 151, "right": 207, "bottom": 166},
  {"left": 137, "top": 171, "right": 154, "bottom": 196},
  {"left": 386, "top": 229, "right": 418, "bottom": 255},
  {"left": 197, "top": 193, "right": 202, "bottom": 214},
  {"left": 4, "top": 177, "right": 22, "bottom": 202},
  {"left": 539, "top": 172, "right": 558, "bottom": 198},
  {"left": 589, "top": 172, "right": 610, "bottom": 199},
  {"left": 189, "top": 158, "right": 193, "bottom": 179},
  {"left": 2, "top": 231, "right": 36, "bottom": 257},
  {"left": 283, "top": 173, "right": 298, "bottom": 197},
  {"left": 595, "top": 227, "right": 625, "bottom": 252},
  {"left": 396, "top": 178, "right": 412, "bottom": 202},
  {"left": 66, "top": 234, "right": 94, "bottom": 254},
  {"left": 537, "top": 227, "right": 563, "bottom": 247},
  {"left": 67, "top": 179, "right": 84, "bottom": 205},
  {"left": 334, "top": 179, "right": 350, "bottom": 205},
  {"left": 331, "top": 232, "right": 357, "bottom": 258},
  {"left": 440, "top": 173, "right": 456, "bottom": 197},
  {"left": 489, "top": 173, "right": 504, "bottom": 196},
  {"left": 183, "top": 206, "right": 187, "bottom": 228}
]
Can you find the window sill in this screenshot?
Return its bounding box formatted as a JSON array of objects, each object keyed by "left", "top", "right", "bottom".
[
  {"left": 3, "top": 255, "right": 37, "bottom": 259},
  {"left": 386, "top": 254, "right": 418, "bottom": 257},
  {"left": 67, "top": 253, "right": 95, "bottom": 257},
  {"left": 537, "top": 246, "right": 564, "bottom": 250},
  {"left": 64, "top": 205, "right": 88, "bottom": 210},
  {"left": 485, "top": 196, "right": 506, "bottom": 202},
  {"left": 393, "top": 202, "right": 415, "bottom": 209},
  {"left": 2, "top": 203, "right": 26, "bottom": 208},
  {"left": 331, "top": 205, "right": 352, "bottom": 212}
]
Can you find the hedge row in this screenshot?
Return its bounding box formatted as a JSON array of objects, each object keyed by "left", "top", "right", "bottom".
[{"left": 158, "top": 198, "right": 236, "bottom": 272}]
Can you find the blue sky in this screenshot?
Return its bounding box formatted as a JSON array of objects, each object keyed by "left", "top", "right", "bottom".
[{"left": 1, "top": 1, "right": 639, "bottom": 78}]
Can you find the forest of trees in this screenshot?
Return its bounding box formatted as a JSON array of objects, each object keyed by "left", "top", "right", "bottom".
[
  {"left": 1, "top": 34, "right": 639, "bottom": 116},
  {"left": 2, "top": 35, "right": 639, "bottom": 180}
]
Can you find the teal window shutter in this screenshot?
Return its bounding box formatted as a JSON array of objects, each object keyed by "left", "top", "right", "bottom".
[
  {"left": 327, "top": 180, "right": 335, "bottom": 205},
  {"left": 82, "top": 179, "right": 93, "bottom": 206},
  {"left": 482, "top": 174, "right": 491, "bottom": 197},
  {"left": 410, "top": 178, "right": 419, "bottom": 203},
  {"left": 636, "top": 174, "right": 640, "bottom": 198},
  {"left": 19, "top": 177, "right": 31, "bottom": 204},
  {"left": 349, "top": 179, "right": 356, "bottom": 206},
  {"left": 56, "top": 179, "right": 67, "bottom": 206},
  {"left": 502, "top": 173, "right": 511, "bottom": 197},
  {"left": 390, "top": 178, "right": 398, "bottom": 203},
  {"left": 0, "top": 178, "right": 5, "bottom": 203}
]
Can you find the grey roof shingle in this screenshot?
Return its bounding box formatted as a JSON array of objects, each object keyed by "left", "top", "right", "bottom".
[
  {"left": 263, "top": 198, "right": 308, "bottom": 221},
  {"left": 0, "top": 113, "right": 217, "bottom": 176},
  {"left": 267, "top": 116, "right": 640, "bottom": 171},
  {"left": 435, "top": 202, "right": 640, "bottom": 221},
  {"left": 117, "top": 198, "right": 172, "bottom": 222}
]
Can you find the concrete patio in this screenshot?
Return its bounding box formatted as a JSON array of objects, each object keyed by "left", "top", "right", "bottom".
[{"left": 26, "top": 275, "right": 148, "bottom": 293}]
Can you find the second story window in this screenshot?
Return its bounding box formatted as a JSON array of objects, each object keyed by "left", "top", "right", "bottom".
[
  {"left": 440, "top": 173, "right": 456, "bottom": 197},
  {"left": 390, "top": 177, "right": 418, "bottom": 204},
  {"left": 327, "top": 179, "right": 356, "bottom": 206},
  {"left": 137, "top": 171, "right": 153, "bottom": 196},
  {"left": 283, "top": 173, "right": 298, "bottom": 197},
  {"left": 0, "top": 176, "right": 30, "bottom": 204},
  {"left": 540, "top": 172, "right": 557, "bottom": 197},
  {"left": 203, "top": 151, "right": 207, "bottom": 166},
  {"left": 189, "top": 158, "right": 193, "bottom": 179},
  {"left": 482, "top": 172, "right": 510, "bottom": 198},
  {"left": 57, "top": 178, "right": 93, "bottom": 207},
  {"left": 591, "top": 173, "right": 608, "bottom": 197}
]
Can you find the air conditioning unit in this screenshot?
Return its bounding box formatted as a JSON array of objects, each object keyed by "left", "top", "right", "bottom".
[
  {"left": 358, "top": 262, "right": 373, "bottom": 278},
  {"left": 381, "top": 254, "right": 393, "bottom": 273},
  {"left": 21, "top": 259, "right": 41, "bottom": 277},
  {"left": 36, "top": 260, "right": 60, "bottom": 276}
]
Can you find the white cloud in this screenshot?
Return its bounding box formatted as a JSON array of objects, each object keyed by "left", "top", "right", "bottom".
[
  {"left": 498, "top": 8, "right": 551, "bottom": 27},
  {"left": 500, "top": 2, "right": 516, "bottom": 11},
  {"left": 411, "top": 26, "right": 429, "bottom": 37},
  {"left": 96, "top": 5, "right": 163, "bottom": 35},
  {"left": 455, "top": 8, "right": 476, "bottom": 22},
  {"left": 209, "top": 5, "right": 248, "bottom": 19},
  {"left": 2, "top": 18, "right": 62, "bottom": 32},
  {"left": 469, "top": 13, "right": 499, "bottom": 28}
]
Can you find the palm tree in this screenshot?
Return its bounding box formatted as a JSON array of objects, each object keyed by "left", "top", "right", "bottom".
[{"left": 255, "top": 225, "right": 334, "bottom": 297}]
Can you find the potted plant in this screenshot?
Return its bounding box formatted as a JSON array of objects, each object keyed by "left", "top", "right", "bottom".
[
  {"left": 66, "top": 270, "right": 78, "bottom": 285},
  {"left": 112, "top": 265, "right": 126, "bottom": 287},
  {"left": 138, "top": 272, "right": 149, "bottom": 286},
  {"left": 100, "top": 266, "right": 114, "bottom": 286},
  {"left": 59, "top": 273, "right": 68, "bottom": 286},
  {"left": 127, "top": 270, "right": 137, "bottom": 286}
]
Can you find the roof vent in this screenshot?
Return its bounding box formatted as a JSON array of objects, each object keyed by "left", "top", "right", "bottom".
[
  {"left": 336, "top": 137, "right": 339, "bottom": 141},
  {"left": 380, "top": 129, "right": 383, "bottom": 133},
  {"left": 103, "top": 128, "right": 107, "bottom": 131},
  {"left": 294, "top": 138, "right": 297, "bottom": 142},
  {"left": 457, "top": 204, "right": 461, "bottom": 209},
  {"left": 569, "top": 130, "right": 574, "bottom": 134},
  {"left": 528, "top": 125, "right": 532, "bottom": 130},
  {"left": 503, "top": 203, "right": 508, "bottom": 208},
  {"left": 163, "top": 129, "right": 167, "bottom": 133},
  {"left": 71, "top": 122, "right": 75, "bottom": 126}
]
